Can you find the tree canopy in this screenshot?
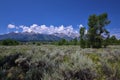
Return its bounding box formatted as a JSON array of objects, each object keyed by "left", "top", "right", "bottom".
[
  {"left": 0, "top": 39, "right": 19, "bottom": 46},
  {"left": 80, "top": 13, "right": 111, "bottom": 48}
]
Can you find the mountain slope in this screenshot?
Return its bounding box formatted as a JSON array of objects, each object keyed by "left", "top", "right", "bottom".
[
  {"left": 0, "top": 32, "right": 79, "bottom": 42},
  {"left": 0, "top": 32, "right": 61, "bottom": 42}
]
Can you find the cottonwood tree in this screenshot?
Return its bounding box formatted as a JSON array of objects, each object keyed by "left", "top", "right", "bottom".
[
  {"left": 80, "top": 27, "right": 86, "bottom": 48},
  {"left": 87, "top": 13, "right": 110, "bottom": 48},
  {"left": 79, "top": 13, "right": 111, "bottom": 48}
]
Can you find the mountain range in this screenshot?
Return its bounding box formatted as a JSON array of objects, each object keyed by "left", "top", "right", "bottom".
[{"left": 0, "top": 32, "right": 79, "bottom": 42}]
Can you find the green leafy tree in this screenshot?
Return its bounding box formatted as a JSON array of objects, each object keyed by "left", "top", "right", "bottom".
[
  {"left": 110, "top": 36, "right": 117, "bottom": 42},
  {"left": 73, "top": 38, "right": 78, "bottom": 45},
  {"left": 80, "top": 27, "right": 86, "bottom": 48},
  {"left": 88, "top": 13, "right": 110, "bottom": 48},
  {"left": 108, "top": 35, "right": 118, "bottom": 45},
  {"left": 58, "top": 39, "right": 67, "bottom": 45}
]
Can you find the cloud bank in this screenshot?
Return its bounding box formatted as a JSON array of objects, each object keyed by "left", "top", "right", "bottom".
[
  {"left": 8, "top": 24, "right": 16, "bottom": 28},
  {"left": 8, "top": 24, "right": 80, "bottom": 37}
]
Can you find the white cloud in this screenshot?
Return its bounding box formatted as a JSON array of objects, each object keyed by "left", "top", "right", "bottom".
[
  {"left": 14, "top": 31, "right": 19, "bottom": 33},
  {"left": 15, "top": 27, "right": 19, "bottom": 29},
  {"left": 22, "top": 26, "right": 32, "bottom": 33},
  {"left": 8, "top": 24, "right": 81, "bottom": 37},
  {"left": 78, "top": 24, "right": 84, "bottom": 28},
  {"left": 8, "top": 24, "right": 16, "bottom": 28},
  {"left": 110, "top": 28, "right": 120, "bottom": 39},
  {"left": 19, "top": 25, "right": 24, "bottom": 28},
  {"left": 18, "top": 24, "right": 78, "bottom": 34}
]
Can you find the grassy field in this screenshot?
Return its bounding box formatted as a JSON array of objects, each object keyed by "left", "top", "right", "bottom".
[{"left": 0, "top": 45, "right": 120, "bottom": 80}]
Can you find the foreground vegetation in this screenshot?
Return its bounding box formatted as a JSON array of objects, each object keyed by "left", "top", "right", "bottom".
[{"left": 0, "top": 45, "right": 120, "bottom": 80}]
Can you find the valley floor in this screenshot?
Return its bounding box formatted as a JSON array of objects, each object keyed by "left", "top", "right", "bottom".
[{"left": 0, "top": 45, "right": 120, "bottom": 80}]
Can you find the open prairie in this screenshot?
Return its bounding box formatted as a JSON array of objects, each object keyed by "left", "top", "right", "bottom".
[{"left": 0, "top": 45, "right": 120, "bottom": 80}]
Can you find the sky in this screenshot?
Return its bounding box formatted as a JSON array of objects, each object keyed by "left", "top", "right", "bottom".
[{"left": 0, "top": 0, "right": 120, "bottom": 38}]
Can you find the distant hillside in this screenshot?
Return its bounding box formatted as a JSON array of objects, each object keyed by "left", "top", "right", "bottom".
[{"left": 0, "top": 32, "right": 77, "bottom": 42}]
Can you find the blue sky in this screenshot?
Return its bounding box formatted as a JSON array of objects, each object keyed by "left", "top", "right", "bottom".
[{"left": 0, "top": 0, "right": 120, "bottom": 38}]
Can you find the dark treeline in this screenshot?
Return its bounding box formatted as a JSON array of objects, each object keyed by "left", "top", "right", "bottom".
[
  {"left": 0, "top": 39, "right": 19, "bottom": 46},
  {"left": 0, "top": 35, "right": 120, "bottom": 46},
  {"left": 53, "top": 38, "right": 80, "bottom": 45},
  {"left": 53, "top": 36, "right": 120, "bottom": 46}
]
